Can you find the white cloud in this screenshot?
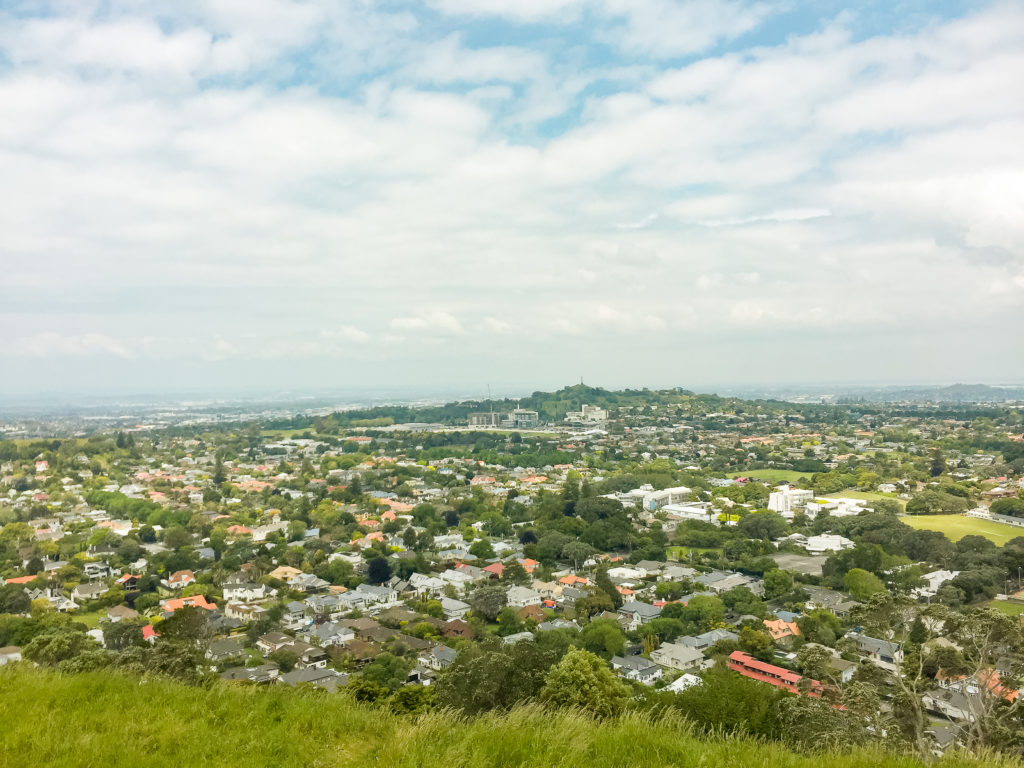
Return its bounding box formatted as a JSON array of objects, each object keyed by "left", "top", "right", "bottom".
[
  {"left": 1, "top": 3, "right": 1022, "bottom": 391},
  {"left": 391, "top": 311, "right": 465, "bottom": 335}
]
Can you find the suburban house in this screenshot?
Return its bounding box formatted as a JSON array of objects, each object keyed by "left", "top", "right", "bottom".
[
  {"left": 611, "top": 654, "right": 663, "bottom": 684},
  {"left": 505, "top": 585, "right": 543, "bottom": 608},
  {"left": 205, "top": 638, "right": 245, "bottom": 663},
  {"left": 159, "top": 595, "right": 215, "bottom": 613},
  {"left": 106, "top": 605, "right": 140, "bottom": 622},
  {"left": 71, "top": 582, "right": 108, "bottom": 602},
  {"left": 618, "top": 600, "right": 661, "bottom": 630},
  {"left": 279, "top": 667, "right": 347, "bottom": 692},
  {"left": 299, "top": 622, "right": 355, "bottom": 648},
  {"left": 650, "top": 642, "right": 704, "bottom": 672},
  {"left": 849, "top": 633, "right": 903, "bottom": 673},
  {"left": 418, "top": 644, "right": 458, "bottom": 671},
  {"left": 764, "top": 619, "right": 801, "bottom": 645},
  {"left": 440, "top": 597, "right": 470, "bottom": 621},
  {"left": 679, "top": 629, "right": 738, "bottom": 651},
  {"left": 162, "top": 570, "right": 196, "bottom": 590}
]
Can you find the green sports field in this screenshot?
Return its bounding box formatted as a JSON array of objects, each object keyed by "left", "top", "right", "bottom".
[
  {"left": 900, "top": 514, "right": 1021, "bottom": 546},
  {"left": 726, "top": 469, "right": 812, "bottom": 484}
]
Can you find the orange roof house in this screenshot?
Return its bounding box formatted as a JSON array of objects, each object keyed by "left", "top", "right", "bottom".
[
  {"left": 764, "top": 619, "right": 801, "bottom": 641},
  {"left": 159, "top": 595, "right": 215, "bottom": 612},
  {"left": 482, "top": 562, "right": 505, "bottom": 578},
  {"left": 3, "top": 575, "right": 37, "bottom": 585},
  {"left": 559, "top": 574, "right": 589, "bottom": 587}
]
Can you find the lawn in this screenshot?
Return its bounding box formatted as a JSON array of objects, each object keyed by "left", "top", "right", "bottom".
[
  {"left": 900, "top": 514, "right": 1020, "bottom": 546},
  {"left": 4, "top": 666, "right": 1003, "bottom": 768},
  {"left": 985, "top": 600, "right": 1024, "bottom": 617},
  {"left": 726, "top": 469, "right": 812, "bottom": 483},
  {"left": 73, "top": 610, "right": 106, "bottom": 629}
]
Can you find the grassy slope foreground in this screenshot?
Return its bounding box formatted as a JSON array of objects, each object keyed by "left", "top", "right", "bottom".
[{"left": 0, "top": 668, "right": 1010, "bottom": 768}]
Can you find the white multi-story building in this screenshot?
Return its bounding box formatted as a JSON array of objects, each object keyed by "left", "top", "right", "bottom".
[
  {"left": 768, "top": 486, "right": 814, "bottom": 519},
  {"left": 565, "top": 404, "right": 608, "bottom": 423}
]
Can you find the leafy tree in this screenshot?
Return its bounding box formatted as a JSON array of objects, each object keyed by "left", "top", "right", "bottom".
[
  {"left": 268, "top": 649, "right": 298, "bottom": 672},
  {"left": 991, "top": 498, "right": 1024, "bottom": 518},
  {"left": 573, "top": 589, "right": 614, "bottom": 620},
  {"left": 434, "top": 638, "right": 563, "bottom": 714},
  {"left": 794, "top": 643, "right": 834, "bottom": 682},
  {"left": 156, "top": 606, "right": 211, "bottom": 643},
  {"left": 360, "top": 652, "right": 412, "bottom": 692},
  {"left": 501, "top": 561, "right": 530, "bottom": 585},
  {"left": 102, "top": 619, "right": 147, "bottom": 651},
  {"left": 469, "top": 539, "right": 496, "bottom": 560},
  {"left": 763, "top": 569, "right": 793, "bottom": 600},
  {"left": 905, "top": 490, "right": 969, "bottom": 516},
  {"left": 561, "top": 541, "right": 595, "bottom": 571},
  {"left": 367, "top": 557, "right": 392, "bottom": 585},
  {"left": 0, "top": 584, "right": 31, "bottom": 614},
  {"left": 469, "top": 585, "right": 508, "bottom": 622},
  {"left": 576, "top": 617, "right": 625, "bottom": 659},
  {"left": 539, "top": 648, "right": 629, "bottom": 718},
  {"left": 24, "top": 628, "right": 97, "bottom": 666},
  {"left": 737, "top": 512, "right": 787, "bottom": 541},
  {"left": 668, "top": 663, "right": 784, "bottom": 738},
  {"left": 796, "top": 609, "right": 842, "bottom": 647},
  {"left": 593, "top": 566, "right": 623, "bottom": 610},
  {"left": 738, "top": 626, "right": 774, "bottom": 662},
  {"left": 388, "top": 684, "right": 435, "bottom": 715},
  {"left": 843, "top": 568, "right": 887, "bottom": 601}
]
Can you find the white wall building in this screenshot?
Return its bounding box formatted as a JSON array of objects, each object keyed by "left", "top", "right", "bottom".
[
  {"left": 805, "top": 534, "right": 855, "bottom": 554},
  {"left": 768, "top": 486, "right": 814, "bottom": 519}
]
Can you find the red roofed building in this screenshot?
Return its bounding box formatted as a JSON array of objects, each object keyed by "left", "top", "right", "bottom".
[
  {"left": 164, "top": 570, "right": 196, "bottom": 590},
  {"left": 482, "top": 562, "right": 505, "bottom": 578},
  {"left": 227, "top": 525, "right": 253, "bottom": 536},
  {"left": 142, "top": 625, "right": 159, "bottom": 642},
  {"left": 3, "top": 575, "right": 38, "bottom": 585},
  {"left": 764, "top": 619, "right": 801, "bottom": 641},
  {"left": 728, "top": 651, "right": 822, "bottom": 697},
  {"left": 559, "top": 574, "right": 589, "bottom": 587},
  {"left": 160, "top": 595, "right": 215, "bottom": 613}
]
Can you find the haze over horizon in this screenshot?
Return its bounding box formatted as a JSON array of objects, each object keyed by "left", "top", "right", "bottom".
[{"left": 2, "top": 1, "right": 1023, "bottom": 396}]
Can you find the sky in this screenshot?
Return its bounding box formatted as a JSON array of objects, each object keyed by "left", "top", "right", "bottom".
[{"left": 1, "top": 0, "right": 1023, "bottom": 399}]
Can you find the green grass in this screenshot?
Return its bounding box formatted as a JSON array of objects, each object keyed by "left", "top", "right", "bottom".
[
  {"left": 985, "top": 600, "right": 1024, "bottom": 617},
  {"left": 73, "top": 609, "right": 106, "bottom": 629},
  {"left": 0, "top": 666, "right": 1009, "bottom": 768},
  {"left": 667, "top": 546, "right": 721, "bottom": 560},
  {"left": 900, "top": 514, "right": 1020, "bottom": 546},
  {"left": 726, "top": 469, "right": 811, "bottom": 483}
]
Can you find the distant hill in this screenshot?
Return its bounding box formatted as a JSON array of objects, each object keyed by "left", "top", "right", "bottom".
[
  {"left": 269, "top": 383, "right": 701, "bottom": 431},
  {"left": 838, "top": 383, "right": 1024, "bottom": 404},
  {"left": 0, "top": 667, "right": 1001, "bottom": 768}
]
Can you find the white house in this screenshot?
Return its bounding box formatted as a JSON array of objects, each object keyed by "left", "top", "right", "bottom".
[
  {"left": 650, "top": 642, "right": 704, "bottom": 672},
  {"left": 805, "top": 534, "right": 854, "bottom": 554},
  {"left": 505, "top": 586, "right": 542, "bottom": 609}
]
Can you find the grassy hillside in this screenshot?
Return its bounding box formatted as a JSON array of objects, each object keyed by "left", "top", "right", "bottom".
[
  {"left": 900, "top": 513, "right": 1019, "bottom": 545},
  {"left": 0, "top": 667, "right": 1011, "bottom": 768}
]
